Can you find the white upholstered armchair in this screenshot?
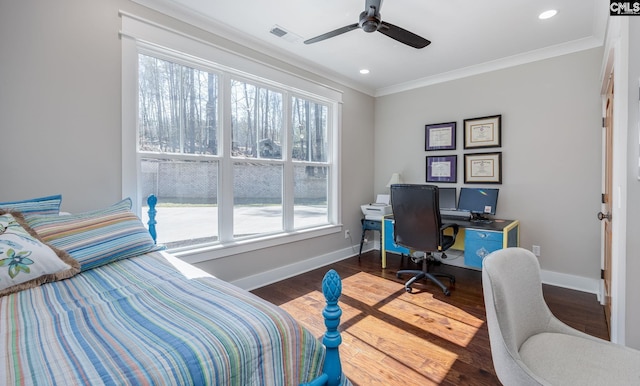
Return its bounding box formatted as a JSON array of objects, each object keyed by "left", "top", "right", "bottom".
[{"left": 482, "top": 247, "right": 640, "bottom": 385}]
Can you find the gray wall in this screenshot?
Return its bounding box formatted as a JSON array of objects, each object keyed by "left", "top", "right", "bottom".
[
  {"left": 0, "top": 0, "right": 375, "bottom": 282},
  {"left": 374, "top": 48, "right": 603, "bottom": 283}
]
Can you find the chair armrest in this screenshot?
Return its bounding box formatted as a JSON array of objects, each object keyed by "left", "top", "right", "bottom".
[{"left": 441, "top": 223, "right": 459, "bottom": 239}]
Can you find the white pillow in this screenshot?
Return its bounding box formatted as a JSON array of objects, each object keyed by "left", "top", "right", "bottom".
[{"left": 0, "top": 210, "right": 80, "bottom": 297}]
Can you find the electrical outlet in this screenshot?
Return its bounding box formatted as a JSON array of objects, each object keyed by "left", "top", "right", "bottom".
[
  {"left": 532, "top": 245, "right": 541, "bottom": 256},
  {"left": 344, "top": 230, "right": 350, "bottom": 239}
]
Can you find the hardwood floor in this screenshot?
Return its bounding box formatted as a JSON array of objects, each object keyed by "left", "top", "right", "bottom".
[{"left": 251, "top": 251, "right": 609, "bottom": 386}]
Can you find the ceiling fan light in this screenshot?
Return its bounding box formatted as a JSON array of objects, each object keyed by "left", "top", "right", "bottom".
[
  {"left": 539, "top": 10, "right": 557, "bottom": 20},
  {"left": 361, "top": 20, "right": 379, "bottom": 33}
]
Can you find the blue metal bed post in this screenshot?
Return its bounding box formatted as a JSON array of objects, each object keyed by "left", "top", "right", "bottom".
[
  {"left": 321, "top": 269, "right": 344, "bottom": 386},
  {"left": 147, "top": 194, "right": 158, "bottom": 244}
]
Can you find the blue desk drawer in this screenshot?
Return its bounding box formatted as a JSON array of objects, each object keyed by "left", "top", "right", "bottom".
[
  {"left": 465, "top": 229, "right": 503, "bottom": 268},
  {"left": 465, "top": 230, "right": 502, "bottom": 243}
]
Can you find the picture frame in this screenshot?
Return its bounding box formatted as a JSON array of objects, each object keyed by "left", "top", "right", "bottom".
[
  {"left": 426, "top": 155, "right": 457, "bottom": 183},
  {"left": 464, "top": 152, "right": 502, "bottom": 184},
  {"left": 463, "top": 115, "right": 501, "bottom": 149},
  {"left": 425, "top": 122, "right": 456, "bottom": 151}
]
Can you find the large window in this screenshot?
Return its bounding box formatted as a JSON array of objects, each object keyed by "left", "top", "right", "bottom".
[{"left": 135, "top": 50, "right": 336, "bottom": 253}]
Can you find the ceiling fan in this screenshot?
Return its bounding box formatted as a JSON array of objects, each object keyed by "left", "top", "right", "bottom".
[{"left": 304, "top": 0, "right": 430, "bottom": 49}]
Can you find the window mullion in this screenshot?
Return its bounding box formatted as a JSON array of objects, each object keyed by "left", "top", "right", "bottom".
[
  {"left": 179, "top": 66, "right": 185, "bottom": 154},
  {"left": 283, "top": 92, "right": 294, "bottom": 231},
  {"left": 219, "top": 74, "right": 234, "bottom": 242}
]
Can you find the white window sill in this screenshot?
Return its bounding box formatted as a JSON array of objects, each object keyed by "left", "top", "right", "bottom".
[{"left": 171, "top": 225, "right": 342, "bottom": 264}]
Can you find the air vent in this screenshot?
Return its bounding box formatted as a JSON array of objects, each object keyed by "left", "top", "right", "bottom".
[
  {"left": 270, "top": 26, "right": 287, "bottom": 37},
  {"left": 269, "top": 25, "right": 302, "bottom": 43}
]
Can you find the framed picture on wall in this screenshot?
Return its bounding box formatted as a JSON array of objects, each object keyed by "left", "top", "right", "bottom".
[
  {"left": 426, "top": 155, "right": 457, "bottom": 183},
  {"left": 464, "top": 152, "right": 502, "bottom": 184},
  {"left": 463, "top": 115, "right": 501, "bottom": 149},
  {"left": 425, "top": 122, "right": 456, "bottom": 151}
]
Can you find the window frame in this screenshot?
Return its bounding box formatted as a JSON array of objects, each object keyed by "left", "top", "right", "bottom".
[{"left": 121, "top": 14, "right": 342, "bottom": 264}]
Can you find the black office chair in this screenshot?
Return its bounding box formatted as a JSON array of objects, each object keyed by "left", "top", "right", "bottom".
[{"left": 390, "top": 184, "right": 458, "bottom": 296}]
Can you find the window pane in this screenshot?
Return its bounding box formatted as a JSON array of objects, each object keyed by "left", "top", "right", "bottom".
[
  {"left": 291, "top": 97, "right": 328, "bottom": 162},
  {"left": 140, "top": 158, "right": 218, "bottom": 248},
  {"left": 138, "top": 54, "right": 219, "bottom": 155},
  {"left": 231, "top": 79, "right": 283, "bottom": 159},
  {"left": 294, "top": 165, "right": 328, "bottom": 228},
  {"left": 234, "top": 163, "right": 283, "bottom": 237}
]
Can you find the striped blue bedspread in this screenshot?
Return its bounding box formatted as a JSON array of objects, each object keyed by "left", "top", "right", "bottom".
[{"left": 0, "top": 251, "right": 327, "bottom": 385}]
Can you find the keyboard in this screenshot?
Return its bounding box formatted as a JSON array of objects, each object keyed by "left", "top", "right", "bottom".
[
  {"left": 441, "top": 213, "right": 471, "bottom": 221},
  {"left": 470, "top": 218, "right": 494, "bottom": 225}
]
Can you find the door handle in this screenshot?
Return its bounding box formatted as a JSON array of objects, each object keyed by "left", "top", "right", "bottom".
[{"left": 597, "top": 211, "right": 612, "bottom": 221}]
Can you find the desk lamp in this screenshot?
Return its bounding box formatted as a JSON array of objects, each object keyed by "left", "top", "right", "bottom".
[{"left": 386, "top": 173, "right": 403, "bottom": 187}]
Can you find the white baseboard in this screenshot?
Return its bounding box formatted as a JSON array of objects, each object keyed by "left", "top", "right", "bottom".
[
  {"left": 232, "top": 244, "right": 602, "bottom": 303},
  {"left": 436, "top": 250, "right": 601, "bottom": 298},
  {"left": 540, "top": 269, "right": 601, "bottom": 300},
  {"left": 442, "top": 252, "right": 601, "bottom": 299},
  {"left": 230, "top": 245, "right": 359, "bottom": 291}
]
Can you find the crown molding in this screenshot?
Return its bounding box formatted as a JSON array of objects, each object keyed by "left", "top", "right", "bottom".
[{"left": 374, "top": 36, "right": 604, "bottom": 97}]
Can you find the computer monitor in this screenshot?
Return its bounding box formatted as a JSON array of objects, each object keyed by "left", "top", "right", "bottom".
[
  {"left": 438, "top": 187, "right": 457, "bottom": 211},
  {"left": 457, "top": 187, "right": 499, "bottom": 223}
]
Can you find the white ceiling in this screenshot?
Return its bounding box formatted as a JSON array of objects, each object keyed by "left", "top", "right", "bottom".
[{"left": 134, "top": 0, "right": 608, "bottom": 96}]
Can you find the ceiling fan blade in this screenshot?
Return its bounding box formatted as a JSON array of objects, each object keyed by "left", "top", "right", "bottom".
[
  {"left": 378, "top": 21, "right": 431, "bottom": 49},
  {"left": 304, "top": 23, "right": 360, "bottom": 45}
]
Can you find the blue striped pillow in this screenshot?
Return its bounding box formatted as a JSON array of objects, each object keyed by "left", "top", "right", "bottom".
[
  {"left": 0, "top": 194, "right": 62, "bottom": 215},
  {"left": 25, "top": 198, "right": 164, "bottom": 271}
]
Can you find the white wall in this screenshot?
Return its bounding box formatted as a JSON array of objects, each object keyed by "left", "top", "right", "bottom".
[
  {"left": 374, "top": 48, "right": 604, "bottom": 289},
  {"left": 0, "top": 0, "right": 375, "bottom": 284}
]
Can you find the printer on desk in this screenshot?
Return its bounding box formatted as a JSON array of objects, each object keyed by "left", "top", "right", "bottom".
[{"left": 361, "top": 194, "right": 392, "bottom": 220}]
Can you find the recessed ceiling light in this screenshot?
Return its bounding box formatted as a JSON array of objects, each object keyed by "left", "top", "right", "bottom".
[
  {"left": 359, "top": 69, "right": 370, "bottom": 75},
  {"left": 539, "top": 9, "right": 557, "bottom": 20}
]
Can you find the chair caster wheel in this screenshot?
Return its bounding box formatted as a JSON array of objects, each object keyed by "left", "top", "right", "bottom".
[
  {"left": 405, "top": 287, "right": 413, "bottom": 293},
  {"left": 443, "top": 289, "right": 451, "bottom": 296}
]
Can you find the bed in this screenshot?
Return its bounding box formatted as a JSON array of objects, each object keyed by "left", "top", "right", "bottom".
[{"left": 0, "top": 195, "right": 349, "bottom": 385}]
